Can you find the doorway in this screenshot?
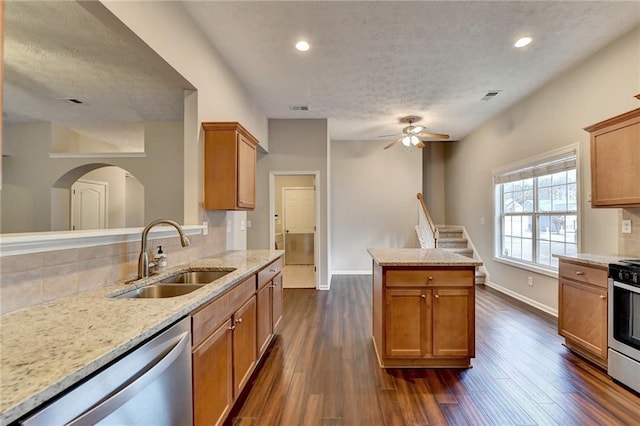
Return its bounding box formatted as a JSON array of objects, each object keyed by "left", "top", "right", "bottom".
[
  {"left": 71, "top": 179, "right": 108, "bottom": 230},
  {"left": 271, "top": 173, "right": 318, "bottom": 289}
]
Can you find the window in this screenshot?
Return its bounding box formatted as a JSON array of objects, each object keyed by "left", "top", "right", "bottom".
[{"left": 494, "top": 148, "right": 578, "bottom": 271}]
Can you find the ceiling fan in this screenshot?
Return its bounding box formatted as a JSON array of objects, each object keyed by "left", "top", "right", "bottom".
[{"left": 381, "top": 116, "right": 450, "bottom": 150}]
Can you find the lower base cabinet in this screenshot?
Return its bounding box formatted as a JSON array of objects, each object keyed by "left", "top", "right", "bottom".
[{"left": 192, "top": 256, "right": 284, "bottom": 426}]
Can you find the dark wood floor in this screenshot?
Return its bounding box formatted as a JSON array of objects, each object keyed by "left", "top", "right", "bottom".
[{"left": 227, "top": 275, "right": 640, "bottom": 425}]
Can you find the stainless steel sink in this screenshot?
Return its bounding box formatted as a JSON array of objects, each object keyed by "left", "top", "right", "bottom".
[
  {"left": 115, "top": 284, "right": 205, "bottom": 299},
  {"left": 159, "top": 269, "right": 235, "bottom": 284}
]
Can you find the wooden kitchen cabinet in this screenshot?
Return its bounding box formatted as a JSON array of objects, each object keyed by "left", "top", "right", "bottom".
[
  {"left": 373, "top": 262, "right": 475, "bottom": 368},
  {"left": 191, "top": 275, "right": 257, "bottom": 426},
  {"left": 557, "top": 259, "right": 608, "bottom": 369},
  {"left": 256, "top": 257, "right": 284, "bottom": 357},
  {"left": 232, "top": 296, "right": 257, "bottom": 396},
  {"left": 202, "top": 122, "right": 259, "bottom": 210},
  {"left": 584, "top": 106, "right": 640, "bottom": 207}
]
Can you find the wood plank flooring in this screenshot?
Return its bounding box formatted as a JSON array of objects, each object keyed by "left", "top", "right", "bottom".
[{"left": 227, "top": 275, "right": 640, "bottom": 425}]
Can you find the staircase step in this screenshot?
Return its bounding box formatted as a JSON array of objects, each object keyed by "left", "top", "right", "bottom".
[
  {"left": 437, "top": 228, "right": 464, "bottom": 239},
  {"left": 437, "top": 238, "right": 468, "bottom": 249},
  {"left": 442, "top": 248, "right": 474, "bottom": 258}
]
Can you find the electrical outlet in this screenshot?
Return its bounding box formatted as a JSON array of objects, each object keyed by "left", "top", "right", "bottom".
[
  {"left": 527, "top": 276, "right": 533, "bottom": 287},
  {"left": 202, "top": 221, "right": 209, "bottom": 236},
  {"left": 622, "top": 219, "right": 632, "bottom": 234},
  {"left": 247, "top": 220, "right": 252, "bottom": 228},
  {"left": 240, "top": 220, "right": 246, "bottom": 231}
]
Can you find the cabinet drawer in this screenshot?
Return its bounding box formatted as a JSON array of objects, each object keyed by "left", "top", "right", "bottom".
[
  {"left": 386, "top": 269, "right": 473, "bottom": 287},
  {"left": 559, "top": 261, "right": 607, "bottom": 288},
  {"left": 257, "top": 257, "right": 283, "bottom": 289},
  {"left": 192, "top": 275, "right": 256, "bottom": 348}
]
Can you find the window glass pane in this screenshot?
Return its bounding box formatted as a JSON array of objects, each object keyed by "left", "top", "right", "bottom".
[
  {"left": 503, "top": 182, "right": 513, "bottom": 193},
  {"left": 521, "top": 237, "right": 533, "bottom": 262},
  {"left": 538, "top": 187, "right": 551, "bottom": 212},
  {"left": 503, "top": 194, "right": 514, "bottom": 213},
  {"left": 566, "top": 215, "right": 577, "bottom": 243},
  {"left": 567, "top": 169, "right": 576, "bottom": 184},
  {"left": 538, "top": 174, "right": 552, "bottom": 188},
  {"left": 537, "top": 239, "right": 551, "bottom": 266},
  {"left": 567, "top": 183, "right": 577, "bottom": 211},
  {"left": 503, "top": 235, "right": 512, "bottom": 257},
  {"left": 511, "top": 237, "right": 522, "bottom": 258},
  {"left": 552, "top": 171, "right": 567, "bottom": 185},
  {"left": 523, "top": 190, "right": 534, "bottom": 212},
  {"left": 551, "top": 184, "right": 568, "bottom": 211},
  {"left": 523, "top": 178, "right": 534, "bottom": 190}
]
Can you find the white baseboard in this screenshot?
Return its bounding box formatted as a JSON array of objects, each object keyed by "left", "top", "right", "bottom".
[
  {"left": 331, "top": 270, "right": 371, "bottom": 275},
  {"left": 484, "top": 280, "right": 558, "bottom": 318}
]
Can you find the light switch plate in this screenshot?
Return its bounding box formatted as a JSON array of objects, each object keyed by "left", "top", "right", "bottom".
[{"left": 622, "top": 219, "right": 632, "bottom": 234}]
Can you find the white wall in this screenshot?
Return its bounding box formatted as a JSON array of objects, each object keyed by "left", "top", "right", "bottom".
[
  {"left": 444, "top": 27, "right": 640, "bottom": 313},
  {"left": 331, "top": 140, "right": 422, "bottom": 273},
  {"left": 247, "top": 119, "right": 329, "bottom": 288},
  {"left": 422, "top": 141, "right": 446, "bottom": 225}
]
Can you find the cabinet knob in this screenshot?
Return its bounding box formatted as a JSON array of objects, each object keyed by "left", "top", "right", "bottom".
[
  {"left": 269, "top": 269, "right": 276, "bottom": 273},
  {"left": 428, "top": 276, "right": 433, "bottom": 281},
  {"left": 229, "top": 325, "right": 236, "bottom": 331},
  {"left": 434, "top": 294, "right": 440, "bottom": 299},
  {"left": 599, "top": 295, "right": 607, "bottom": 300},
  {"left": 420, "top": 294, "right": 427, "bottom": 299},
  {"left": 236, "top": 318, "right": 243, "bottom": 324},
  {"left": 575, "top": 271, "right": 585, "bottom": 275}
]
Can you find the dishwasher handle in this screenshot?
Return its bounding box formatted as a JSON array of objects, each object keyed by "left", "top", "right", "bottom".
[{"left": 67, "top": 330, "right": 190, "bottom": 425}]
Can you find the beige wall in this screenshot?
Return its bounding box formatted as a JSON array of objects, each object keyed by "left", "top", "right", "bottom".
[
  {"left": 444, "top": 27, "right": 640, "bottom": 313},
  {"left": 422, "top": 141, "right": 446, "bottom": 225},
  {"left": 331, "top": 140, "right": 421, "bottom": 272},
  {"left": 247, "top": 119, "right": 329, "bottom": 288},
  {"left": 1, "top": 121, "right": 184, "bottom": 233}
]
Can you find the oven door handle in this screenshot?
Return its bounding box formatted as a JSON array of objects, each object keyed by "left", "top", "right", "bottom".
[{"left": 613, "top": 281, "right": 640, "bottom": 294}]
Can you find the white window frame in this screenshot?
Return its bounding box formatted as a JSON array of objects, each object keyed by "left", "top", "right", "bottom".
[{"left": 492, "top": 145, "right": 580, "bottom": 277}]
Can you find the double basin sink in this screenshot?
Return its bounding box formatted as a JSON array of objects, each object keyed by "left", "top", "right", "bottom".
[{"left": 115, "top": 270, "right": 235, "bottom": 299}]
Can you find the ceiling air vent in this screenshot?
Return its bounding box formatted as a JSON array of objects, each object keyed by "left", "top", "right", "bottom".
[
  {"left": 481, "top": 90, "right": 502, "bottom": 101},
  {"left": 289, "top": 105, "right": 309, "bottom": 111},
  {"left": 58, "top": 98, "right": 85, "bottom": 105}
]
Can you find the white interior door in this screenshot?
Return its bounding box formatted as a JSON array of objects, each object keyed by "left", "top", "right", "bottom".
[
  {"left": 71, "top": 179, "right": 108, "bottom": 230},
  {"left": 282, "top": 186, "right": 316, "bottom": 288},
  {"left": 283, "top": 187, "right": 315, "bottom": 234}
]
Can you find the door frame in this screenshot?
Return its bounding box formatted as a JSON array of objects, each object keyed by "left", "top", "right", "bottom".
[{"left": 269, "top": 171, "right": 320, "bottom": 290}]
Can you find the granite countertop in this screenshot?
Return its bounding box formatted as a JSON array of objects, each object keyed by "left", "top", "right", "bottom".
[
  {"left": 553, "top": 253, "right": 623, "bottom": 268},
  {"left": 368, "top": 248, "right": 482, "bottom": 267},
  {"left": 0, "top": 249, "right": 283, "bottom": 425}
]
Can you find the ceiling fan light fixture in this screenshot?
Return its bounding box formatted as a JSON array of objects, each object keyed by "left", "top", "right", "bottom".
[{"left": 401, "top": 136, "right": 412, "bottom": 147}]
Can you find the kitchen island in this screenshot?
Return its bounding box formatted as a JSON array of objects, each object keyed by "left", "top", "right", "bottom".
[
  {"left": 0, "top": 250, "right": 283, "bottom": 425},
  {"left": 368, "top": 248, "right": 482, "bottom": 368}
]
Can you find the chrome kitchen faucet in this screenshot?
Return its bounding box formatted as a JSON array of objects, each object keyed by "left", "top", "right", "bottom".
[{"left": 137, "top": 219, "right": 190, "bottom": 280}]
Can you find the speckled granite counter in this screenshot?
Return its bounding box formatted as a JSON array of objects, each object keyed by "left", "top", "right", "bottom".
[
  {"left": 553, "top": 253, "right": 622, "bottom": 268},
  {"left": 368, "top": 248, "right": 482, "bottom": 267},
  {"left": 0, "top": 249, "right": 283, "bottom": 425}
]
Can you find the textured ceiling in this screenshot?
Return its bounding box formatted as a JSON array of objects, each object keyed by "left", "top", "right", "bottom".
[
  {"left": 4, "top": 1, "right": 639, "bottom": 147},
  {"left": 3, "top": 0, "right": 190, "bottom": 150},
  {"left": 183, "top": 1, "right": 640, "bottom": 141}
]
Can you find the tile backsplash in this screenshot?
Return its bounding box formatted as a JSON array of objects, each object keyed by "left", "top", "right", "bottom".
[
  {"left": 0, "top": 212, "right": 227, "bottom": 314},
  {"left": 620, "top": 207, "right": 640, "bottom": 256}
]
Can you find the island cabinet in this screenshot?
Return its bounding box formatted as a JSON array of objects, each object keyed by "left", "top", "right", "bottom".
[
  {"left": 558, "top": 259, "right": 608, "bottom": 369},
  {"left": 191, "top": 275, "right": 257, "bottom": 426},
  {"left": 372, "top": 262, "right": 476, "bottom": 368},
  {"left": 584, "top": 105, "right": 640, "bottom": 208},
  {"left": 256, "top": 256, "right": 284, "bottom": 357},
  {"left": 203, "top": 122, "right": 259, "bottom": 210}
]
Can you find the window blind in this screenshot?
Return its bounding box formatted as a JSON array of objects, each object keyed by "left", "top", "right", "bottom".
[{"left": 493, "top": 150, "right": 576, "bottom": 185}]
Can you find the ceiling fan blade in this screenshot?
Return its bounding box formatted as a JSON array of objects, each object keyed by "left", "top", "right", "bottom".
[
  {"left": 378, "top": 133, "right": 400, "bottom": 138},
  {"left": 383, "top": 137, "right": 402, "bottom": 149},
  {"left": 416, "top": 141, "right": 426, "bottom": 149},
  {"left": 417, "top": 132, "right": 450, "bottom": 139}
]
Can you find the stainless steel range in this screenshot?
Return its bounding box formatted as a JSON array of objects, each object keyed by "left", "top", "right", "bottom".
[{"left": 608, "top": 259, "right": 640, "bottom": 393}]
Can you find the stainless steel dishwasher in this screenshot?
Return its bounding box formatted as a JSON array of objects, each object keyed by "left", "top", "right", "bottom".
[{"left": 22, "top": 317, "right": 192, "bottom": 426}]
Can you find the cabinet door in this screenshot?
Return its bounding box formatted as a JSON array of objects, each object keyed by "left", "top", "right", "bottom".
[
  {"left": 232, "top": 296, "right": 257, "bottom": 397},
  {"left": 256, "top": 284, "right": 272, "bottom": 357},
  {"left": 559, "top": 279, "right": 608, "bottom": 359},
  {"left": 272, "top": 273, "right": 283, "bottom": 332},
  {"left": 432, "top": 289, "right": 473, "bottom": 357},
  {"left": 193, "top": 319, "right": 233, "bottom": 426},
  {"left": 237, "top": 134, "right": 256, "bottom": 209},
  {"left": 385, "top": 289, "right": 430, "bottom": 358}
]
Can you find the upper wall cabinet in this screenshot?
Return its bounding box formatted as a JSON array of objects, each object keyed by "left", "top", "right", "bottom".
[
  {"left": 203, "top": 122, "right": 259, "bottom": 210},
  {"left": 585, "top": 99, "right": 640, "bottom": 208}
]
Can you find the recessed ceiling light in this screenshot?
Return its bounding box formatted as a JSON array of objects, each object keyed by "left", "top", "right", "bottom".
[
  {"left": 514, "top": 37, "right": 533, "bottom": 48},
  {"left": 295, "top": 40, "right": 310, "bottom": 52}
]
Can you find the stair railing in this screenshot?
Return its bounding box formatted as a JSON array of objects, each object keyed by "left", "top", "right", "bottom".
[{"left": 416, "top": 193, "right": 438, "bottom": 248}]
